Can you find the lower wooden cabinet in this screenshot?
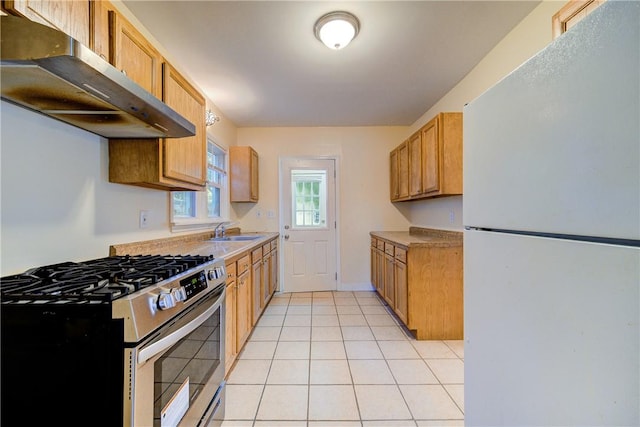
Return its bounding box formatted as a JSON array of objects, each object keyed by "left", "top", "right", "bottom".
[
  {"left": 269, "top": 240, "right": 278, "bottom": 295},
  {"left": 251, "top": 239, "right": 278, "bottom": 326},
  {"left": 236, "top": 266, "right": 252, "bottom": 352},
  {"left": 251, "top": 246, "right": 263, "bottom": 326},
  {"left": 224, "top": 236, "right": 279, "bottom": 376},
  {"left": 224, "top": 262, "right": 237, "bottom": 375},
  {"left": 383, "top": 250, "right": 396, "bottom": 308},
  {"left": 224, "top": 253, "right": 251, "bottom": 376},
  {"left": 370, "top": 233, "right": 463, "bottom": 340},
  {"left": 394, "top": 248, "right": 408, "bottom": 325}
]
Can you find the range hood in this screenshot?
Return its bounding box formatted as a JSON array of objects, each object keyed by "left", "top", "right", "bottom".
[{"left": 0, "top": 15, "right": 195, "bottom": 139}]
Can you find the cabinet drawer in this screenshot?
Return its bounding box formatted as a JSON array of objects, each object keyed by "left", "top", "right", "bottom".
[
  {"left": 395, "top": 247, "right": 407, "bottom": 263},
  {"left": 371, "top": 238, "right": 377, "bottom": 247},
  {"left": 252, "top": 247, "right": 263, "bottom": 263},
  {"left": 237, "top": 254, "right": 250, "bottom": 275},
  {"left": 384, "top": 242, "right": 395, "bottom": 256},
  {"left": 271, "top": 239, "right": 278, "bottom": 252},
  {"left": 377, "top": 239, "right": 385, "bottom": 250},
  {"left": 262, "top": 243, "right": 270, "bottom": 254},
  {"left": 226, "top": 262, "right": 237, "bottom": 282}
]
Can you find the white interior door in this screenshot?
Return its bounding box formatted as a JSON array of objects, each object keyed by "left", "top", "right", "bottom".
[{"left": 280, "top": 158, "right": 337, "bottom": 293}]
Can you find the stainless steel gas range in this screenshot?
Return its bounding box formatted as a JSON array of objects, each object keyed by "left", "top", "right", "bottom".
[{"left": 1, "top": 254, "right": 226, "bottom": 427}]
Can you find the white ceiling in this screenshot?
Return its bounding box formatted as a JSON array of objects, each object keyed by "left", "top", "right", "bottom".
[{"left": 123, "top": 1, "right": 540, "bottom": 127}]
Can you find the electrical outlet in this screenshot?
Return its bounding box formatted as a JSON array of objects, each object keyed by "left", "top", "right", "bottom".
[
  {"left": 267, "top": 210, "right": 275, "bottom": 219},
  {"left": 256, "top": 208, "right": 262, "bottom": 218},
  {"left": 449, "top": 209, "right": 455, "bottom": 224},
  {"left": 139, "top": 210, "right": 150, "bottom": 228}
]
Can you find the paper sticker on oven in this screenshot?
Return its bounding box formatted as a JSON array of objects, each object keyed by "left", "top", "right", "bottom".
[{"left": 161, "top": 377, "right": 190, "bottom": 427}]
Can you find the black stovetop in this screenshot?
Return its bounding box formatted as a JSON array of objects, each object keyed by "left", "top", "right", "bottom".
[{"left": 0, "top": 254, "right": 214, "bottom": 304}]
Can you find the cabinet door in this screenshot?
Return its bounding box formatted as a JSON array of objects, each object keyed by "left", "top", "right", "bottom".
[
  {"left": 251, "top": 259, "right": 262, "bottom": 325},
  {"left": 162, "top": 63, "right": 207, "bottom": 186},
  {"left": 398, "top": 141, "right": 410, "bottom": 199},
  {"left": 230, "top": 146, "right": 259, "bottom": 202},
  {"left": 270, "top": 245, "right": 278, "bottom": 294},
  {"left": 421, "top": 116, "right": 440, "bottom": 194},
  {"left": 408, "top": 132, "right": 422, "bottom": 196},
  {"left": 394, "top": 260, "right": 408, "bottom": 325},
  {"left": 250, "top": 148, "right": 259, "bottom": 201},
  {"left": 224, "top": 280, "right": 236, "bottom": 375},
  {"left": 109, "top": 9, "right": 162, "bottom": 97},
  {"left": 375, "top": 248, "right": 385, "bottom": 296},
  {"left": 262, "top": 250, "right": 271, "bottom": 308},
  {"left": 384, "top": 253, "right": 396, "bottom": 307},
  {"left": 236, "top": 271, "right": 251, "bottom": 350},
  {"left": 390, "top": 149, "right": 399, "bottom": 201},
  {"left": 4, "top": 0, "right": 90, "bottom": 46},
  {"left": 370, "top": 242, "right": 378, "bottom": 291}
]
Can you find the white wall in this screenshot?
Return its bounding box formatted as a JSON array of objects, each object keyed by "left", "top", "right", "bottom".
[
  {"left": 236, "top": 127, "right": 410, "bottom": 290},
  {"left": 403, "top": 0, "right": 561, "bottom": 231},
  {"left": 0, "top": 101, "right": 236, "bottom": 276}
]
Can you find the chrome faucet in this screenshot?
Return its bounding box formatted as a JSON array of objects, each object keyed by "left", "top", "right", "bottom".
[{"left": 214, "top": 222, "right": 227, "bottom": 238}]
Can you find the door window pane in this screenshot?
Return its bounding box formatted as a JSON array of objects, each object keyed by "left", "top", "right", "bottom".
[{"left": 291, "top": 170, "right": 327, "bottom": 228}]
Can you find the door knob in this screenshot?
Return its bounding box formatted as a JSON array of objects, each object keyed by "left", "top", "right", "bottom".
[
  {"left": 284, "top": 234, "right": 290, "bottom": 240},
  {"left": 284, "top": 225, "right": 290, "bottom": 230}
]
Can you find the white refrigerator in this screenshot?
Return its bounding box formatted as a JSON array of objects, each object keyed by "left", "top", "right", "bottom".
[{"left": 463, "top": 2, "right": 639, "bottom": 426}]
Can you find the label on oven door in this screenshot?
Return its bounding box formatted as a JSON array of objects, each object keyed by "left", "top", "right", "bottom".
[{"left": 160, "top": 377, "right": 190, "bottom": 427}]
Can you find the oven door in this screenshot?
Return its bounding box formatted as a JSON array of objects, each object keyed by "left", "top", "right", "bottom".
[{"left": 124, "top": 284, "right": 225, "bottom": 427}]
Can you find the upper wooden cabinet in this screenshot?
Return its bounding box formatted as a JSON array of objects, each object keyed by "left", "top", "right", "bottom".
[
  {"left": 390, "top": 148, "right": 399, "bottom": 200},
  {"left": 408, "top": 131, "right": 422, "bottom": 197},
  {"left": 397, "top": 140, "right": 410, "bottom": 200},
  {"left": 2, "top": 0, "right": 91, "bottom": 47},
  {"left": 390, "top": 112, "right": 462, "bottom": 202},
  {"left": 109, "top": 63, "right": 207, "bottom": 191},
  {"left": 552, "top": 0, "right": 606, "bottom": 39},
  {"left": 230, "top": 146, "right": 259, "bottom": 202},
  {"left": 108, "top": 9, "right": 162, "bottom": 97},
  {"left": 91, "top": 0, "right": 162, "bottom": 98}
]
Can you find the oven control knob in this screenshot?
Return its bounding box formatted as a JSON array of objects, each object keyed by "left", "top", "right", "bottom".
[
  {"left": 171, "top": 287, "right": 187, "bottom": 303},
  {"left": 208, "top": 267, "right": 224, "bottom": 280},
  {"left": 157, "top": 292, "right": 176, "bottom": 310}
]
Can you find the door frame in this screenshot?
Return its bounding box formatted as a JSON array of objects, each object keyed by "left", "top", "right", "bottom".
[{"left": 278, "top": 155, "right": 341, "bottom": 293}]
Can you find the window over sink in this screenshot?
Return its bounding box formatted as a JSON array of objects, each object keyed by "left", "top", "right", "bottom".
[{"left": 171, "top": 139, "right": 229, "bottom": 231}]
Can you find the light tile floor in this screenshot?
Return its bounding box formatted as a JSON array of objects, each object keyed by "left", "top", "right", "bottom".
[{"left": 223, "top": 291, "right": 464, "bottom": 427}]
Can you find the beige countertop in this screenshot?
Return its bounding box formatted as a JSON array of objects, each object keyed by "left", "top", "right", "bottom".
[
  {"left": 370, "top": 227, "right": 462, "bottom": 248},
  {"left": 110, "top": 231, "right": 280, "bottom": 262}
]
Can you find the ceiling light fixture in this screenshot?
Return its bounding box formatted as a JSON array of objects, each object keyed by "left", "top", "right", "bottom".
[{"left": 314, "top": 11, "right": 360, "bottom": 50}]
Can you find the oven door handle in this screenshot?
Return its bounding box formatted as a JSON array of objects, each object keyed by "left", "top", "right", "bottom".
[{"left": 137, "top": 291, "right": 224, "bottom": 365}]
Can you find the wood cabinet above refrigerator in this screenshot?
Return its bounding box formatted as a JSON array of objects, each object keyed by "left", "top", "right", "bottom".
[{"left": 390, "top": 112, "right": 462, "bottom": 202}]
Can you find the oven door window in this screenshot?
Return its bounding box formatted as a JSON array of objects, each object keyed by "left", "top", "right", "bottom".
[{"left": 153, "top": 304, "right": 222, "bottom": 426}]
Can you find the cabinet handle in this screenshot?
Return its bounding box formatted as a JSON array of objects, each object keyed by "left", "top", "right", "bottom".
[{"left": 121, "top": 69, "right": 127, "bottom": 76}]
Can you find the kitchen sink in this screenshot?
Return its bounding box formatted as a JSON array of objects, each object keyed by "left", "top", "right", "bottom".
[{"left": 210, "top": 235, "right": 264, "bottom": 242}]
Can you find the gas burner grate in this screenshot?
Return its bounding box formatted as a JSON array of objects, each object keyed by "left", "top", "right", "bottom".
[{"left": 0, "top": 254, "right": 214, "bottom": 304}]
